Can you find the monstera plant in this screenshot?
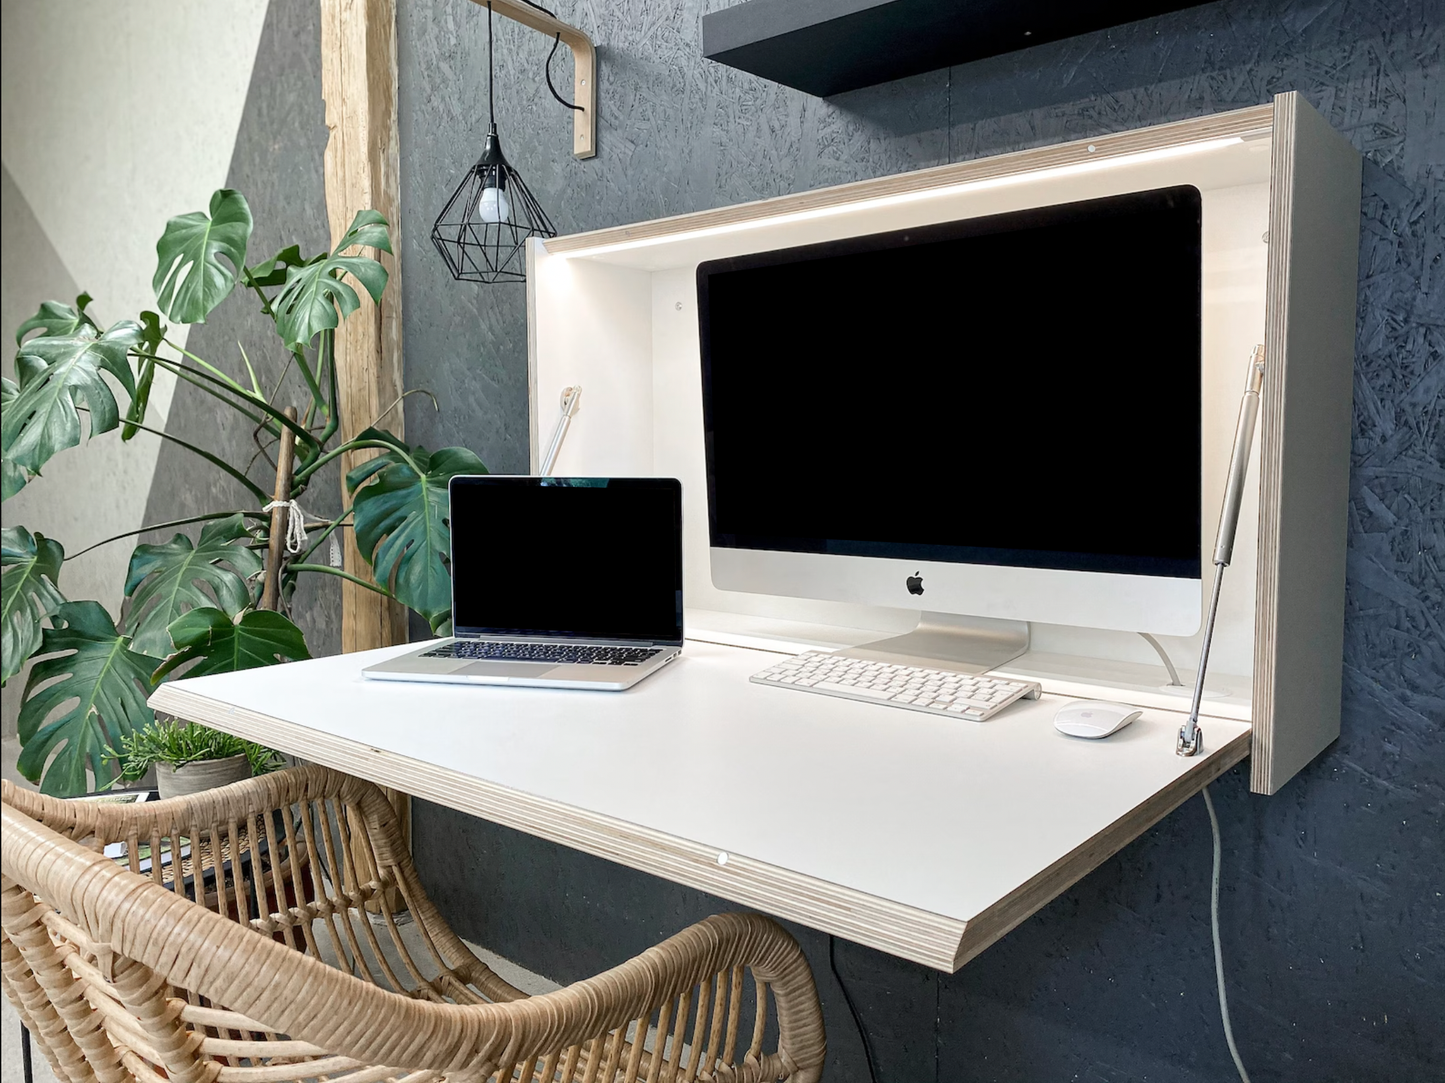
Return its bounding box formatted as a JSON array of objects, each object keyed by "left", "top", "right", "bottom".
[{"left": 1, "top": 189, "right": 485, "bottom": 795}]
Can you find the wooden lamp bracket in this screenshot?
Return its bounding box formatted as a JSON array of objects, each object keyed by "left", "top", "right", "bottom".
[{"left": 473, "top": 0, "right": 598, "bottom": 160}]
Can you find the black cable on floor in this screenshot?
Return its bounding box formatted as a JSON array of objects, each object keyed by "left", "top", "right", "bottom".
[
  {"left": 829, "top": 934, "right": 881, "bottom": 1083},
  {"left": 934, "top": 968, "right": 941, "bottom": 1083}
]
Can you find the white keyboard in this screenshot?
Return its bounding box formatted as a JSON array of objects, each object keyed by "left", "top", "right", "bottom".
[{"left": 751, "top": 651, "right": 1042, "bottom": 721}]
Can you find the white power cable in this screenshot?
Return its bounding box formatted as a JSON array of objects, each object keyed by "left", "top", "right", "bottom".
[
  {"left": 1202, "top": 784, "right": 1253, "bottom": 1083},
  {"left": 1138, "top": 631, "right": 1183, "bottom": 686}
]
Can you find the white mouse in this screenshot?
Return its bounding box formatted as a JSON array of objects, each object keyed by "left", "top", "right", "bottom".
[{"left": 1053, "top": 700, "right": 1142, "bottom": 739}]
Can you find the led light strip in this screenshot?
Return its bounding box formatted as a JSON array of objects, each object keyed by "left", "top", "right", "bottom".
[{"left": 559, "top": 135, "right": 1248, "bottom": 260}]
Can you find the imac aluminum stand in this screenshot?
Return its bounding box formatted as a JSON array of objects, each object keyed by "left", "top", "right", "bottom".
[{"left": 839, "top": 612, "right": 1029, "bottom": 674}]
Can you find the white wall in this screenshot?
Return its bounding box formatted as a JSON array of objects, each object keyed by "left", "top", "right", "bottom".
[
  {"left": 1, "top": 0, "right": 269, "bottom": 614},
  {"left": 1, "top": 0, "right": 269, "bottom": 733}
]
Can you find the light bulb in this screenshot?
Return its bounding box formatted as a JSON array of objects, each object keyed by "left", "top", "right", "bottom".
[{"left": 477, "top": 184, "right": 511, "bottom": 224}]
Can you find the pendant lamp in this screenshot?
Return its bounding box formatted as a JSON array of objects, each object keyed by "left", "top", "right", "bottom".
[{"left": 432, "top": 1, "right": 556, "bottom": 284}]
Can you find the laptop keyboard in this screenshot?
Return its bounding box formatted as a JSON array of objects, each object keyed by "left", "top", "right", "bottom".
[{"left": 421, "top": 641, "right": 662, "bottom": 666}]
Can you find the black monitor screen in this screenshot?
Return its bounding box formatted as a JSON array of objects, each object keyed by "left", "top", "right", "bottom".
[
  {"left": 448, "top": 477, "right": 683, "bottom": 642},
  {"left": 697, "top": 185, "right": 1202, "bottom": 580}
]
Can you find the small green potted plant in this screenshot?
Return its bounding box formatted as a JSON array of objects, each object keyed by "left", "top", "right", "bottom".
[{"left": 111, "top": 719, "right": 282, "bottom": 799}]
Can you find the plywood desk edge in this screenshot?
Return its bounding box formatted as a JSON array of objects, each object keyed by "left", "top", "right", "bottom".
[
  {"left": 950, "top": 726, "right": 1250, "bottom": 969},
  {"left": 150, "top": 684, "right": 1250, "bottom": 972}
]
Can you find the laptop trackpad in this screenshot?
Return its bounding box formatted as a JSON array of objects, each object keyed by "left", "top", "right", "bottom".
[{"left": 460, "top": 661, "right": 557, "bottom": 679}]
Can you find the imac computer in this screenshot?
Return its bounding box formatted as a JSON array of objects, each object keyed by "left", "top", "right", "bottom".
[{"left": 696, "top": 185, "right": 1203, "bottom": 670}]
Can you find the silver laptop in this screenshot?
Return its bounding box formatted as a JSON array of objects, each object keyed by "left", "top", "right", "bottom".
[{"left": 363, "top": 476, "right": 683, "bottom": 690}]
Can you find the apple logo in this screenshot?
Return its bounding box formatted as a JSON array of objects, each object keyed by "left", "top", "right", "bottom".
[{"left": 906, "top": 572, "right": 924, "bottom": 595}]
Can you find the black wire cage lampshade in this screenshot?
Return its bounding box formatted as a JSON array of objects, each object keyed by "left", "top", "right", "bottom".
[
  {"left": 431, "top": 125, "right": 556, "bottom": 283},
  {"left": 432, "top": 0, "right": 576, "bottom": 285}
]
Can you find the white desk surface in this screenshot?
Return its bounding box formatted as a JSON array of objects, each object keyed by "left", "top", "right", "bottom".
[{"left": 150, "top": 638, "right": 1250, "bottom": 972}]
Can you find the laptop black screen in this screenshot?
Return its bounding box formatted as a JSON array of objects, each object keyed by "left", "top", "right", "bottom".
[{"left": 448, "top": 477, "right": 683, "bottom": 643}]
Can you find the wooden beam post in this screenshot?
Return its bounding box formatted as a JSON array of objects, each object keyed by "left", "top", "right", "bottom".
[
  {"left": 320, "top": 0, "right": 411, "bottom": 888},
  {"left": 320, "top": 0, "right": 407, "bottom": 654}
]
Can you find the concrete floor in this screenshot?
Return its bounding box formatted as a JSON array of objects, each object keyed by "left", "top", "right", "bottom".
[{"left": 0, "top": 736, "right": 556, "bottom": 1080}]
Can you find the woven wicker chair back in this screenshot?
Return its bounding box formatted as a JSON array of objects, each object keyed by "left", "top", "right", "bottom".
[{"left": 1, "top": 767, "right": 825, "bottom": 1083}]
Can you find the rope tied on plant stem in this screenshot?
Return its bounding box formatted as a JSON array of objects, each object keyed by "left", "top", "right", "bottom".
[{"left": 262, "top": 499, "right": 308, "bottom": 554}]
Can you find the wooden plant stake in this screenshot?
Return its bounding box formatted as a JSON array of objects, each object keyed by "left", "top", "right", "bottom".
[{"left": 260, "top": 408, "right": 299, "bottom": 613}]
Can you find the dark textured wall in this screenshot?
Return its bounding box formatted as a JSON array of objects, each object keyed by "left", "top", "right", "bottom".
[{"left": 398, "top": 1, "right": 1444, "bottom": 1081}]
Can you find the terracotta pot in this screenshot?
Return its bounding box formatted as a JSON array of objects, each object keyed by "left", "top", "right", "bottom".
[{"left": 155, "top": 754, "right": 252, "bottom": 799}]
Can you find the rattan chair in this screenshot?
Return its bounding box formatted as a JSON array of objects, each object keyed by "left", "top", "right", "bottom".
[{"left": 1, "top": 766, "right": 825, "bottom": 1083}]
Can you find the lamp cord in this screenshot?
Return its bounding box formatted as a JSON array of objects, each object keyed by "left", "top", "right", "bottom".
[
  {"left": 829, "top": 935, "right": 880, "bottom": 1083},
  {"left": 546, "top": 33, "right": 585, "bottom": 111},
  {"left": 509, "top": 0, "right": 586, "bottom": 113},
  {"left": 486, "top": 1, "right": 495, "bottom": 129},
  {"left": 1203, "top": 784, "right": 1253, "bottom": 1083}
]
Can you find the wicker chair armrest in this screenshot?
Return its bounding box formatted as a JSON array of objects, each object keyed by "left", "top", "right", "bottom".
[
  {"left": 481, "top": 910, "right": 825, "bottom": 1077},
  {"left": 1, "top": 767, "right": 391, "bottom": 849}
]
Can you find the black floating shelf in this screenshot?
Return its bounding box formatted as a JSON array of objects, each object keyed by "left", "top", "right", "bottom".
[{"left": 702, "top": 0, "right": 1214, "bottom": 97}]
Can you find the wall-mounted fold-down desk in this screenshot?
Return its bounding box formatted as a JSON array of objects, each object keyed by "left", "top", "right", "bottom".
[
  {"left": 151, "top": 630, "right": 1249, "bottom": 971},
  {"left": 153, "top": 91, "right": 1357, "bottom": 972}
]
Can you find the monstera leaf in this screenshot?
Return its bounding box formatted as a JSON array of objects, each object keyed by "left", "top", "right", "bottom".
[
  {"left": 1, "top": 320, "right": 143, "bottom": 493},
  {"left": 14, "top": 293, "right": 98, "bottom": 345},
  {"left": 152, "top": 188, "right": 253, "bottom": 324},
  {"left": 243, "top": 243, "right": 307, "bottom": 288},
  {"left": 0, "top": 378, "right": 21, "bottom": 501},
  {"left": 347, "top": 429, "right": 485, "bottom": 630},
  {"left": 2, "top": 527, "right": 66, "bottom": 685},
  {"left": 17, "top": 601, "right": 155, "bottom": 796},
  {"left": 273, "top": 210, "right": 391, "bottom": 347},
  {"left": 121, "top": 311, "right": 166, "bottom": 441},
  {"left": 153, "top": 607, "right": 310, "bottom": 681},
  {"left": 123, "top": 515, "right": 263, "bottom": 659}
]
